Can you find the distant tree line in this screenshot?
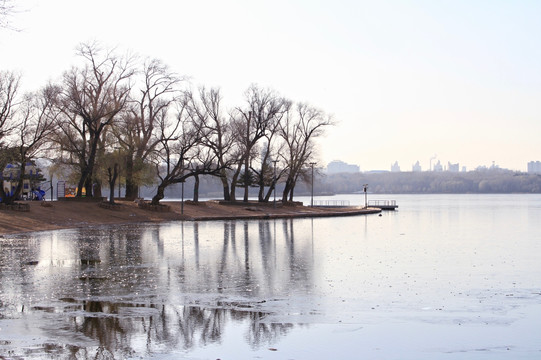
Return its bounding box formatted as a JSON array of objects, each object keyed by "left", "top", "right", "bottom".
[
  {"left": 0, "top": 42, "right": 333, "bottom": 205},
  {"left": 316, "top": 169, "right": 541, "bottom": 194}
]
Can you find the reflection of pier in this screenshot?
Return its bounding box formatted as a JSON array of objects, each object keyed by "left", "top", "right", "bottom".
[{"left": 368, "top": 200, "right": 398, "bottom": 210}]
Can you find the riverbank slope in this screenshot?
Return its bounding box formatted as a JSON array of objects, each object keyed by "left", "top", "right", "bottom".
[{"left": 0, "top": 200, "right": 380, "bottom": 235}]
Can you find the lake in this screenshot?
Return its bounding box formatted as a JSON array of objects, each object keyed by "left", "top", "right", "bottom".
[{"left": 1, "top": 194, "right": 540, "bottom": 359}]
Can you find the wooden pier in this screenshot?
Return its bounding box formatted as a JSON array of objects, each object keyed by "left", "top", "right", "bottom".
[{"left": 368, "top": 200, "right": 398, "bottom": 210}]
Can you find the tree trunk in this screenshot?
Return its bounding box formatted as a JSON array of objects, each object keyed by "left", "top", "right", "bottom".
[
  {"left": 230, "top": 185, "right": 236, "bottom": 202},
  {"left": 93, "top": 177, "right": 103, "bottom": 198},
  {"left": 77, "top": 136, "right": 100, "bottom": 197},
  {"left": 124, "top": 155, "right": 138, "bottom": 200},
  {"left": 230, "top": 172, "right": 239, "bottom": 202},
  {"left": 243, "top": 182, "right": 249, "bottom": 202},
  {"left": 125, "top": 180, "right": 138, "bottom": 200},
  {"left": 220, "top": 174, "right": 230, "bottom": 201},
  {"left": 264, "top": 182, "right": 275, "bottom": 202},
  {"left": 282, "top": 177, "right": 294, "bottom": 203},
  {"left": 108, "top": 164, "right": 118, "bottom": 204},
  {"left": 85, "top": 176, "right": 93, "bottom": 198},
  {"left": 257, "top": 171, "right": 266, "bottom": 202},
  {"left": 229, "top": 161, "right": 244, "bottom": 203},
  {"left": 193, "top": 173, "right": 200, "bottom": 203},
  {"left": 76, "top": 169, "right": 89, "bottom": 197},
  {"left": 243, "top": 156, "right": 250, "bottom": 202},
  {"left": 258, "top": 187, "right": 265, "bottom": 202},
  {"left": 151, "top": 183, "right": 166, "bottom": 205},
  {"left": 108, "top": 184, "right": 115, "bottom": 204},
  {"left": 288, "top": 177, "right": 297, "bottom": 202}
]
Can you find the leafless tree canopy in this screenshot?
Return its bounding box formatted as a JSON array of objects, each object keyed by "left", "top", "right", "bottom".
[
  {"left": 0, "top": 77, "right": 60, "bottom": 204},
  {"left": 0, "top": 0, "right": 16, "bottom": 29},
  {"left": 54, "top": 42, "right": 135, "bottom": 197},
  {"left": 1, "top": 41, "right": 334, "bottom": 205},
  {"left": 229, "top": 85, "right": 290, "bottom": 202},
  {"left": 0, "top": 70, "right": 20, "bottom": 144},
  {"left": 184, "top": 87, "right": 236, "bottom": 200},
  {"left": 279, "top": 102, "right": 333, "bottom": 202},
  {"left": 114, "top": 57, "right": 184, "bottom": 199}
]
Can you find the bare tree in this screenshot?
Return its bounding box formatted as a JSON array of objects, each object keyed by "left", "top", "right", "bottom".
[
  {"left": 0, "top": 70, "right": 19, "bottom": 145},
  {"left": 115, "top": 58, "right": 184, "bottom": 200},
  {"left": 189, "top": 139, "right": 220, "bottom": 203},
  {"left": 230, "top": 85, "right": 288, "bottom": 202},
  {"left": 149, "top": 93, "right": 224, "bottom": 206},
  {"left": 0, "top": 70, "right": 21, "bottom": 203},
  {"left": 279, "top": 102, "right": 333, "bottom": 203},
  {"left": 185, "top": 87, "right": 236, "bottom": 201},
  {"left": 0, "top": 0, "right": 17, "bottom": 29},
  {"left": 55, "top": 42, "right": 134, "bottom": 197},
  {"left": 51, "top": 100, "right": 89, "bottom": 190},
  {"left": 250, "top": 99, "right": 290, "bottom": 202},
  {"left": 0, "top": 85, "right": 60, "bottom": 204},
  {"left": 150, "top": 100, "right": 198, "bottom": 205}
]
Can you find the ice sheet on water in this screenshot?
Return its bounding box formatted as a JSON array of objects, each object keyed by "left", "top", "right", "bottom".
[{"left": 2, "top": 195, "right": 541, "bottom": 358}]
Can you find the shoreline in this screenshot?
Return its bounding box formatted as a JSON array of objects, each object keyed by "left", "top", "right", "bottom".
[{"left": 0, "top": 199, "right": 381, "bottom": 236}]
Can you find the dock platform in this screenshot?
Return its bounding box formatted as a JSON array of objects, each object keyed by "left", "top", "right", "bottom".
[{"left": 368, "top": 200, "right": 398, "bottom": 210}]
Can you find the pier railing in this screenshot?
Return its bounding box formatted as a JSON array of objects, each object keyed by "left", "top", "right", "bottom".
[
  {"left": 313, "top": 199, "right": 351, "bottom": 207},
  {"left": 367, "top": 199, "right": 398, "bottom": 210},
  {"left": 368, "top": 200, "right": 397, "bottom": 207}
]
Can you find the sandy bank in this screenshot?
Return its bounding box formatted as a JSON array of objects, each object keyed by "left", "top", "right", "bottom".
[{"left": 0, "top": 199, "right": 380, "bottom": 235}]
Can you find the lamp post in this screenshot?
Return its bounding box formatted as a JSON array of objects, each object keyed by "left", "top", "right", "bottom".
[
  {"left": 114, "top": 146, "right": 122, "bottom": 199},
  {"left": 272, "top": 160, "right": 278, "bottom": 208},
  {"left": 363, "top": 184, "right": 368, "bottom": 208},
  {"left": 181, "top": 180, "right": 185, "bottom": 215},
  {"left": 310, "top": 162, "right": 316, "bottom": 207}
]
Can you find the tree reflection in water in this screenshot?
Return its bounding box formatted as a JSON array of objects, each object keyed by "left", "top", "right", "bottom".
[
  {"left": 46, "top": 300, "right": 291, "bottom": 358},
  {"left": 0, "top": 219, "right": 314, "bottom": 358}
]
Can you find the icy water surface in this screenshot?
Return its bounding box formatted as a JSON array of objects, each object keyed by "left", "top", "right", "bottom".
[{"left": 1, "top": 194, "right": 541, "bottom": 359}]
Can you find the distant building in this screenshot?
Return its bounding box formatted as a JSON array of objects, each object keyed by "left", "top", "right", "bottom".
[
  {"left": 326, "top": 160, "right": 360, "bottom": 174},
  {"left": 448, "top": 162, "right": 459, "bottom": 172},
  {"left": 528, "top": 161, "right": 541, "bottom": 174},
  {"left": 475, "top": 162, "right": 499, "bottom": 171},
  {"left": 461, "top": 166, "right": 467, "bottom": 172},
  {"left": 366, "top": 170, "right": 389, "bottom": 173},
  {"left": 433, "top": 160, "right": 443, "bottom": 172},
  {"left": 412, "top": 161, "right": 422, "bottom": 172},
  {"left": 391, "top": 161, "right": 401, "bottom": 172}
]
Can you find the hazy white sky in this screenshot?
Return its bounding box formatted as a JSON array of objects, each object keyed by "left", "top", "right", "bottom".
[{"left": 2, "top": 0, "right": 540, "bottom": 171}]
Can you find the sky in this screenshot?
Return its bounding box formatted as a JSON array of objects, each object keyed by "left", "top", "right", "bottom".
[{"left": 1, "top": 0, "right": 540, "bottom": 172}]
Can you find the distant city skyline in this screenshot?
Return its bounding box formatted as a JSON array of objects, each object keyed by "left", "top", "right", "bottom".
[
  {"left": 326, "top": 158, "right": 541, "bottom": 173},
  {"left": 2, "top": 1, "right": 540, "bottom": 172}
]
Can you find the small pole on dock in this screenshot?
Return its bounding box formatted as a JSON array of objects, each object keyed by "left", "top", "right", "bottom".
[
  {"left": 310, "top": 162, "right": 316, "bottom": 207},
  {"left": 363, "top": 184, "right": 368, "bottom": 208},
  {"left": 273, "top": 160, "right": 278, "bottom": 208},
  {"left": 181, "top": 180, "right": 185, "bottom": 215}
]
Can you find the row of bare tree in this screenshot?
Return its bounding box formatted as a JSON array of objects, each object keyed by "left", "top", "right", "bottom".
[{"left": 1, "top": 42, "right": 333, "bottom": 205}]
